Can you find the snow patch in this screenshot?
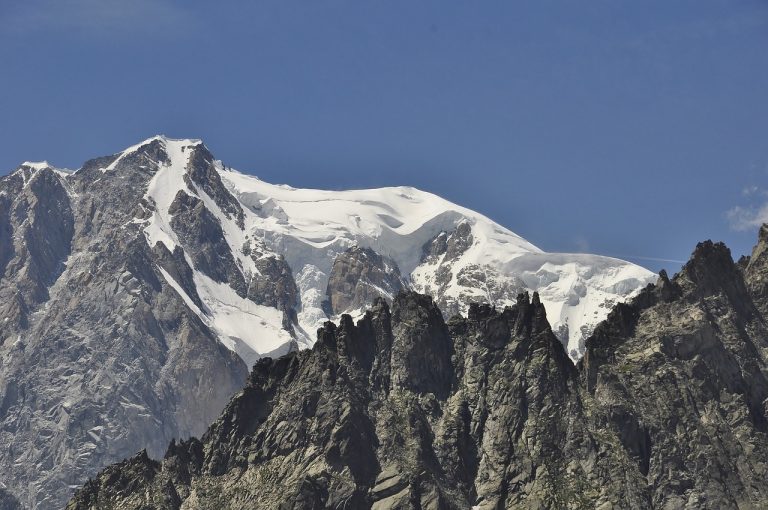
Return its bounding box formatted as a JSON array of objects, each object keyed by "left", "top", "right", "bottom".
[
  {"left": 21, "top": 161, "right": 51, "bottom": 170},
  {"left": 192, "top": 271, "right": 295, "bottom": 369},
  {"left": 141, "top": 138, "right": 202, "bottom": 251}
]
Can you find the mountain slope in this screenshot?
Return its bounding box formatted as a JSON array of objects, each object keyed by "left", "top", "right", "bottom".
[
  {"left": 0, "top": 143, "right": 252, "bottom": 509},
  {"left": 0, "top": 136, "right": 651, "bottom": 508},
  {"left": 69, "top": 229, "right": 768, "bottom": 509}
]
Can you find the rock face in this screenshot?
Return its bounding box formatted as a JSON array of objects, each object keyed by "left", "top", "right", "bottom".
[
  {"left": 0, "top": 145, "right": 251, "bottom": 509},
  {"left": 578, "top": 237, "right": 768, "bottom": 508},
  {"left": 325, "top": 246, "right": 408, "bottom": 314},
  {"left": 0, "top": 164, "right": 74, "bottom": 337},
  {"left": 168, "top": 190, "right": 247, "bottom": 295},
  {"left": 418, "top": 222, "right": 526, "bottom": 318},
  {"left": 244, "top": 241, "right": 298, "bottom": 315},
  {"left": 0, "top": 488, "right": 22, "bottom": 510},
  {"left": 67, "top": 227, "right": 768, "bottom": 510}
]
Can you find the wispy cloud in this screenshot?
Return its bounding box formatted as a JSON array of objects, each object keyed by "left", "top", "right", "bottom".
[
  {"left": 607, "top": 254, "right": 687, "bottom": 265},
  {"left": 726, "top": 170, "right": 768, "bottom": 232},
  {"left": 1, "top": 0, "right": 195, "bottom": 37},
  {"left": 727, "top": 203, "right": 768, "bottom": 232},
  {"left": 573, "top": 235, "right": 590, "bottom": 253}
]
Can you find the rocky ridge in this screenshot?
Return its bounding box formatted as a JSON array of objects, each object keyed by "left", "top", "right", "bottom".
[
  {"left": 0, "top": 142, "right": 251, "bottom": 509},
  {"left": 68, "top": 228, "right": 768, "bottom": 509}
]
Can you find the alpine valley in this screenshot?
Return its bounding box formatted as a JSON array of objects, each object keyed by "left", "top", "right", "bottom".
[{"left": 2, "top": 135, "right": 738, "bottom": 509}]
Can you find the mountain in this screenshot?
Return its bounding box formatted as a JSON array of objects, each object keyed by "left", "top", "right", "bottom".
[
  {"left": 0, "top": 146, "right": 248, "bottom": 509},
  {"left": 216, "top": 151, "right": 654, "bottom": 361},
  {"left": 69, "top": 228, "right": 768, "bottom": 509},
  {"left": 0, "top": 136, "right": 651, "bottom": 508}
]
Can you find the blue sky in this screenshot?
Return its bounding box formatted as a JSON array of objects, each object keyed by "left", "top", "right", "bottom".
[{"left": 1, "top": 1, "right": 767, "bottom": 272}]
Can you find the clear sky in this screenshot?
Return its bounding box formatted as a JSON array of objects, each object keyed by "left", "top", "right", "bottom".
[{"left": 1, "top": 1, "right": 767, "bottom": 273}]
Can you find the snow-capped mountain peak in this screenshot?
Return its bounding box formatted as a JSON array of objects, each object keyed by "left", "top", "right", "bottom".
[{"left": 113, "top": 136, "right": 655, "bottom": 361}]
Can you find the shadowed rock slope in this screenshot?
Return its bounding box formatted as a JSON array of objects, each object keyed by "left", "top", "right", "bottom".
[{"left": 68, "top": 228, "right": 768, "bottom": 510}]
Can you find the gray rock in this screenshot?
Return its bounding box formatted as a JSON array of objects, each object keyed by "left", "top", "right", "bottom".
[
  {"left": 419, "top": 224, "right": 525, "bottom": 318},
  {"left": 421, "top": 221, "right": 473, "bottom": 265},
  {"left": 0, "top": 166, "right": 74, "bottom": 339},
  {"left": 245, "top": 240, "right": 299, "bottom": 314},
  {"left": 0, "top": 143, "right": 249, "bottom": 509},
  {"left": 325, "top": 246, "right": 408, "bottom": 314},
  {"left": 0, "top": 488, "right": 22, "bottom": 510},
  {"left": 184, "top": 145, "right": 244, "bottom": 229},
  {"left": 168, "top": 189, "right": 247, "bottom": 295}
]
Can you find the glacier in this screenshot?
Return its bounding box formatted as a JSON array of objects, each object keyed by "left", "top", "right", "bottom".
[{"left": 136, "top": 136, "right": 654, "bottom": 360}]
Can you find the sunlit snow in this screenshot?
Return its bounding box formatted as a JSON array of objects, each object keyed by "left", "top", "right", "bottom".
[{"left": 124, "top": 135, "right": 654, "bottom": 363}]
